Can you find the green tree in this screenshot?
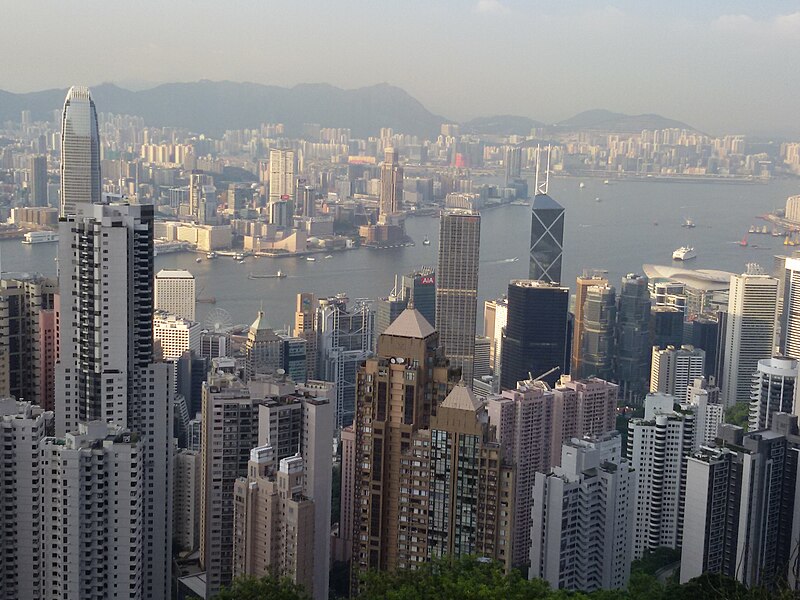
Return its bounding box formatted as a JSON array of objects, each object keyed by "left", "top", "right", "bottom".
[
  {"left": 213, "top": 575, "right": 310, "bottom": 600},
  {"left": 725, "top": 402, "right": 749, "bottom": 430},
  {"left": 359, "top": 556, "right": 553, "bottom": 600}
]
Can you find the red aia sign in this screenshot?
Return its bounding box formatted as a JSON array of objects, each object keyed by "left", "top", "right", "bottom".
[
  {"left": 420, "top": 276, "right": 435, "bottom": 285},
  {"left": 280, "top": 194, "right": 290, "bottom": 200}
]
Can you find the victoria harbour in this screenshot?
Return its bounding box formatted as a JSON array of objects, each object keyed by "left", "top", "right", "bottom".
[{"left": 6, "top": 176, "right": 799, "bottom": 330}]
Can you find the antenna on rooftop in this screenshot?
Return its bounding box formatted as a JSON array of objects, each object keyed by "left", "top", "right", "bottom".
[{"left": 533, "top": 144, "right": 551, "bottom": 196}]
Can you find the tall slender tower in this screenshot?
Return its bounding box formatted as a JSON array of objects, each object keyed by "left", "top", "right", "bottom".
[
  {"left": 721, "top": 268, "right": 779, "bottom": 407},
  {"left": 59, "top": 86, "right": 100, "bottom": 216},
  {"left": 529, "top": 147, "right": 564, "bottom": 283},
  {"left": 572, "top": 271, "right": 609, "bottom": 376},
  {"left": 436, "top": 209, "right": 481, "bottom": 383},
  {"left": 579, "top": 283, "right": 617, "bottom": 381},
  {"left": 351, "top": 307, "right": 457, "bottom": 588},
  {"left": 378, "top": 147, "right": 403, "bottom": 220},
  {"left": 56, "top": 202, "right": 173, "bottom": 599},
  {"left": 29, "top": 155, "right": 48, "bottom": 206}
]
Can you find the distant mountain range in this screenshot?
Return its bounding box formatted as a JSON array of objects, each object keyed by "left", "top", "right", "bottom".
[{"left": 0, "top": 81, "right": 696, "bottom": 138}]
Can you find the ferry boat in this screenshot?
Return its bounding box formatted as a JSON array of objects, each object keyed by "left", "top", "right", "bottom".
[
  {"left": 672, "top": 246, "right": 697, "bottom": 261},
  {"left": 422, "top": 236, "right": 431, "bottom": 246},
  {"left": 579, "top": 182, "right": 586, "bottom": 189},
  {"left": 249, "top": 270, "right": 286, "bottom": 279},
  {"left": 21, "top": 231, "right": 58, "bottom": 244},
  {"left": 306, "top": 256, "right": 316, "bottom": 262},
  {"left": 682, "top": 219, "right": 696, "bottom": 228}
]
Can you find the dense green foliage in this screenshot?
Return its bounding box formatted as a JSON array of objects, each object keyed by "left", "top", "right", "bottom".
[
  {"left": 218, "top": 556, "right": 800, "bottom": 600},
  {"left": 725, "top": 402, "right": 749, "bottom": 430},
  {"left": 212, "top": 575, "right": 311, "bottom": 600}
]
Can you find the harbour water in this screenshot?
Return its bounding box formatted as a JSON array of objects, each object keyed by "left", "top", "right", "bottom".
[{"left": 4, "top": 176, "right": 800, "bottom": 331}]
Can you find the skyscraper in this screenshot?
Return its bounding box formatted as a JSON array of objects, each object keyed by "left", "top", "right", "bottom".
[
  {"left": 317, "top": 296, "right": 374, "bottom": 427},
  {"left": 504, "top": 146, "right": 522, "bottom": 184},
  {"left": 650, "top": 345, "right": 706, "bottom": 403},
  {"left": 436, "top": 209, "right": 481, "bottom": 383},
  {"left": 748, "top": 356, "right": 798, "bottom": 431},
  {"left": 0, "top": 275, "right": 58, "bottom": 410},
  {"left": 780, "top": 257, "right": 800, "bottom": 359},
  {"left": 294, "top": 292, "right": 318, "bottom": 381},
  {"left": 578, "top": 283, "right": 617, "bottom": 380},
  {"left": 721, "top": 268, "right": 779, "bottom": 407},
  {"left": 628, "top": 393, "right": 694, "bottom": 559},
  {"left": 681, "top": 418, "right": 800, "bottom": 589},
  {"left": 29, "top": 154, "right": 48, "bottom": 206},
  {"left": 572, "top": 271, "right": 609, "bottom": 377},
  {"left": 401, "top": 267, "right": 435, "bottom": 327},
  {"left": 530, "top": 432, "right": 634, "bottom": 592},
  {"left": 500, "top": 280, "right": 569, "bottom": 389},
  {"left": 268, "top": 148, "right": 296, "bottom": 203},
  {"left": 378, "top": 147, "right": 403, "bottom": 220},
  {"left": 351, "top": 307, "right": 456, "bottom": 584},
  {"left": 59, "top": 86, "right": 100, "bottom": 216},
  {"left": 244, "top": 310, "right": 283, "bottom": 380},
  {"left": 55, "top": 202, "right": 173, "bottom": 599},
  {"left": 616, "top": 274, "right": 652, "bottom": 402},
  {"left": 155, "top": 269, "right": 196, "bottom": 321},
  {"left": 529, "top": 193, "right": 564, "bottom": 283}
]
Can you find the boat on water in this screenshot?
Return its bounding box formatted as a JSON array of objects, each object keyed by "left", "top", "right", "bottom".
[
  {"left": 738, "top": 235, "right": 749, "bottom": 247},
  {"left": 579, "top": 182, "right": 586, "bottom": 189},
  {"left": 682, "top": 219, "right": 696, "bottom": 228},
  {"left": 195, "top": 258, "right": 202, "bottom": 263},
  {"left": 672, "top": 246, "right": 697, "bottom": 261},
  {"left": 21, "top": 231, "right": 58, "bottom": 244},
  {"left": 595, "top": 197, "right": 601, "bottom": 202},
  {"left": 324, "top": 255, "right": 333, "bottom": 259},
  {"left": 603, "top": 179, "right": 610, "bottom": 185},
  {"left": 206, "top": 252, "right": 218, "bottom": 259},
  {"left": 249, "top": 270, "right": 286, "bottom": 279},
  {"left": 422, "top": 236, "right": 431, "bottom": 246},
  {"left": 306, "top": 256, "right": 316, "bottom": 262}
]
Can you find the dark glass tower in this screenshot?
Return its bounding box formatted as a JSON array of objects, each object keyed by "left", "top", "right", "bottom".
[
  {"left": 500, "top": 280, "right": 569, "bottom": 389},
  {"left": 402, "top": 267, "right": 436, "bottom": 327},
  {"left": 529, "top": 193, "right": 564, "bottom": 283},
  {"left": 651, "top": 306, "right": 684, "bottom": 349},
  {"left": 616, "top": 274, "right": 651, "bottom": 402}
]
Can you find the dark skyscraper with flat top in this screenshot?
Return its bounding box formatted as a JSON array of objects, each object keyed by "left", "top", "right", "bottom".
[
  {"left": 529, "top": 193, "right": 565, "bottom": 283},
  {"left": 500, "top": 280, "right": 569, "bottom": 389}
]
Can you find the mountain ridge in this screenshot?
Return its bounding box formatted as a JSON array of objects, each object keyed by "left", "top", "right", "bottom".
[{"left": 0, "top": 81, "right": 697, "bottom": 137}]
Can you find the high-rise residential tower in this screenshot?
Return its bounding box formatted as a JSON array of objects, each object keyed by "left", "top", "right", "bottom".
[
  {"left": 721, "top": 268, "right": 779, "bottom": 407},
  {"left": 500, "top": 280, "right": 569, "bottom": 389},
  {"left": 650, "top": 345, "right": 706, "bottom": 403},
  {"left": 681, "top": 418, "right": 800, "bottom": 589},
  {"left": 351, "top": 307, "right": 456, "bottom": 586},
  {"left": 59, "top": 86, "right": 101, "bottom": 216},
  {"left": 530, "top": 432, "right": 634, "bottom": 592},
  {"left": 436, "top": 209, "right": 481, "bottom": 383},
  {"left": 748, "top": 356, "right": 798, "bottom": 431},
  {"left": 628, "top": 393, "right": 695, "bottom": 559},
  {"left": 0, "top": 275, "right": 58, "bottom": 410},
  {"left": 55, "top": 202, "right": 173, "bottom": 599}
]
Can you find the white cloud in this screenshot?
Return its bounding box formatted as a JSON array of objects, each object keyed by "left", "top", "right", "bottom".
[
  {"left": 474, "top": 0, "right": 509, "bottom": 15},
  {"left": 711, "top": 11, "right": 800, "bottom": 39}
]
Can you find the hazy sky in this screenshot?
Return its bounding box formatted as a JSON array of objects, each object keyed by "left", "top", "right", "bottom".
[{"left": 3, "top": 1, "right": 799, "bottom": 136}]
